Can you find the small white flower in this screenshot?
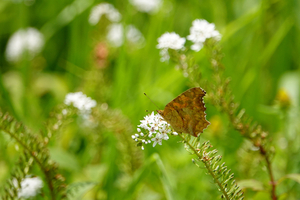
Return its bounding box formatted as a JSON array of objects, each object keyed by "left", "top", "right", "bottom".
[
  {"left": 135, "top": 139, "right": 138, "bottom": 142},
  {"left": 140, "top": 132, "right": 144, "bottom": 136},
  {"left": 137, "top": 128, "right": 141, "bottom": 132},
  {"left": 18, "top": 177, "right": 43, "bottom": 199},
  {"left": 148, "top": 140, "right": 151, "bottom": 143},
  {"left": 190, "top": 43, "right": 204, "bottom": 52},
  {"left": 138, "top": 121, "right": 149, "bottom": 130},
  {"left": 187, "top": 19, "right": 221, "bottom": 52},
  {"left": 159, "top": 48, "right": 170, "bottom": 62},
  {"left": 151, "top": 121, "right": 160, "bottom": 131},
  {"left": 106, "top": 23, "right": 124, "bottom": 47},
  {"left": 141, "top": 146, "right": 144, "bottom": 150},
  {"left": 148, "top": 126, "right": 156, "bottom": 137},
  {"left": 131, "top": 135, "right": 136, "bottom": 139},
  {"left": 62, "top": 109, "right": 68, "bottom": 115},
  {"left": 157, "top": 32, "right": 185, "bottom": 62},
  {"left": 126, "top": 25, "right": 145, "bottom": 45},
  {"left": 157, "top": 32, "right": 186, "bottom": 50},
  {"left": 162, "top": 133, "right": 169, "bottom": 140},
  {"left": 89, "top": 3, "right": 121, "bottom": 25},
  {"left": 172, "top": 132, "right": 178, "bottom": 135},
  {"left": 64, "top": 92, "right": 97, "bottom": 114},
  {"left": 139, "top": 112, "right": 155, "bottom": 129},
  {"left": 151, "top": 133, "right": 163, "bottom": 147},
  {"left": 5, "top": 27, "right": 44, "bottom": 62},
  {"left": 129, "top": 0, "right": 162, "bottom": 13},
  {"left": 135, "top": 133, "right": 139, "bottom": 137},
  {"left": 142, "top": 139, "right": 145, "bottom": 143}
]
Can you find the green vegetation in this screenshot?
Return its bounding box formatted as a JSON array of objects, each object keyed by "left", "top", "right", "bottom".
[{"left": 0, "top": 0, "right": 299, "bottom": 199}]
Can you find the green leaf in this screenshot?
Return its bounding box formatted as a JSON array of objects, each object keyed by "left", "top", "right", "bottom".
[
  {"left": 285, "top": 174, "right": 300, "bottom": 183},
  {"left": 67, "top": 181, "right": 98, "bottom": 200},
  {"left": 278, "top": 173, "right": 300, "bottom": 185},
  {"left": 49, "top": 147, "right": 80, "bottom": 171},
  {"left": 237, "top": 179, "right": 265, "bottom": 191},
  {"left": 123, "top": 153, "right": 175, "bottom": 200}
]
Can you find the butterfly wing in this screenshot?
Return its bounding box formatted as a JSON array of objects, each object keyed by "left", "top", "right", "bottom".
[{"left": 160, "top": 87, "right": 210, "bottom": 137}]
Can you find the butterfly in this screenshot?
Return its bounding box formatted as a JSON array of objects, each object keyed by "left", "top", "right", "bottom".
[{"left": 157, "top": 87, "right": 210, "bottom": 137}]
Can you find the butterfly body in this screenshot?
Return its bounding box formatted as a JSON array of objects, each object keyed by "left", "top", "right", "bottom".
[{"left": 157, "top": 87, "right": 210, "bottom": 137}]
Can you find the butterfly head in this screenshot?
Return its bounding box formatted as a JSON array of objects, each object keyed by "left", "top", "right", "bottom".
[{"left": 156, "top": 110, "right": 164, "bottom": 116}]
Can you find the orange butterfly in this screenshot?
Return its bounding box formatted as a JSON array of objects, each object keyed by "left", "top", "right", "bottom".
[{"left": 157, "top": 87, "right": 210, "bottom": 137}]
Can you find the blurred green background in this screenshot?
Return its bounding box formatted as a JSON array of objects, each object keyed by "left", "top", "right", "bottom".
[{"left": 0, "top": 0, "right": 300, "bottom": 199}]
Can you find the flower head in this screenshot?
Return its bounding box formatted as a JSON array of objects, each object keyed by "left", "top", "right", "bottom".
[
  {"left": 187, "top": 19, "right": 221, "bottom": 52},
  {"left": 18, "top": 177, "right": 43, "bottom": 199},
  {"left": 106, "top": 24, "right": 145, "bottom": 48},
  {"left": 129, "top": 0, "right": 162, "bottom": 13},
  {"left": 106, "top": 23, "right": 124, "bottom": 47},
  {"left": 89, "top": 3, "right": 121, "bottom": 25},
  {"left": 157, "top": 32, "right": 186, "bottom": 62},
  {"left": 5, "top": 27, "right": 44, "bottom": 62},
  {"left": 126, "top": 25, "right": 145, "bottom": 46},
  {"left": 133, "top": 112, "right": 177, "bottom": 149},
  {"left": 157, "top": 32, "right": 186, "bottom": 50},
  {"left": 64, "top": 92, "right": 97, "bottom": 114}
]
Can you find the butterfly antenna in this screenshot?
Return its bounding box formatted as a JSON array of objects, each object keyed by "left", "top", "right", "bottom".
[{"left": 144, "top": 93, "right": 161, "bottom": 110}]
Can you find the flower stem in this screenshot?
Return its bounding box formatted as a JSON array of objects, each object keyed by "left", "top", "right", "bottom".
[
  {"left": 178, "top": 133, "right": 231, "bottom": 200},
  {"left": 259, "top": 145, "right": 277, "bottom": 200}
]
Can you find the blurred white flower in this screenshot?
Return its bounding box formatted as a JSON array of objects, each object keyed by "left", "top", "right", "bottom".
[
  {"left": 5, "top": 27, "right": 44, "bottom": 62},
  {"left": 106, "top": 24, "right": 145, "bottom": 47},
  {"left": 126, "top": 25, "right": 145, "bottom": 45},
  {"left": 64, "top": 92, "right": 97, "bottom": 114},
  {"left": 156, "top": 32, "right": 185, "bottom": 62},
  {"left": 187, "top": 19, "right": 221, "bottom": 52},
  {"left": 129, "top": 0, "right": 162, "bottom": 13},
  {"left": 18, "top": 177, "right": 43, "bottom": 199},
  {"left": 89, "top": 3, "right": 121, "bottom": 25},
  {"left": 106, "top": 23, "right": 124, "bottom": 47},
  {"left": 157, "top": 32, "right": 186, "bottom": 50},
  {"left": 159, "top": 48, "right": 169, "bottom": 62}
]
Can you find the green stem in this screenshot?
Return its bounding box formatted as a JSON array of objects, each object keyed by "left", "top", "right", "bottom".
[
  {"left": 259, "top": 145, "right": 277, "bottom": 200},
  {"left": 178, "top": 133, "right": 230, "bottom": 200}
]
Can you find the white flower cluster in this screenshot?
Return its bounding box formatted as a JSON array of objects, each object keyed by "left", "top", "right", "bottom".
[
  {"left": 106, "top": 23, "right": 145, "bottom": 47},
  {"left": 132, "top": 112, "right": 178, "bottom": 150},
  {"left": 156, "top": 19, "right": 221, "bottom": 61},
  {"left": 129, "top": 0, "right": 162, "bottom": 13},
  {"left": 187, "top": 19, "right": 221, "bottom": 52},
  {"left": 64, "top": 92, "right": 97, "bottom": 115},
  {"left": 156, "top": 32, "right": 186, "bottom": 62},
  {"left": 5, "top": 27, "right": 44, "bottom": 62},
  {"left": 18, "top": 177, "right": 43, "bottom": 199},
  {"left": 89, "top": 3, "right": 121, "bottom": 25}
]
